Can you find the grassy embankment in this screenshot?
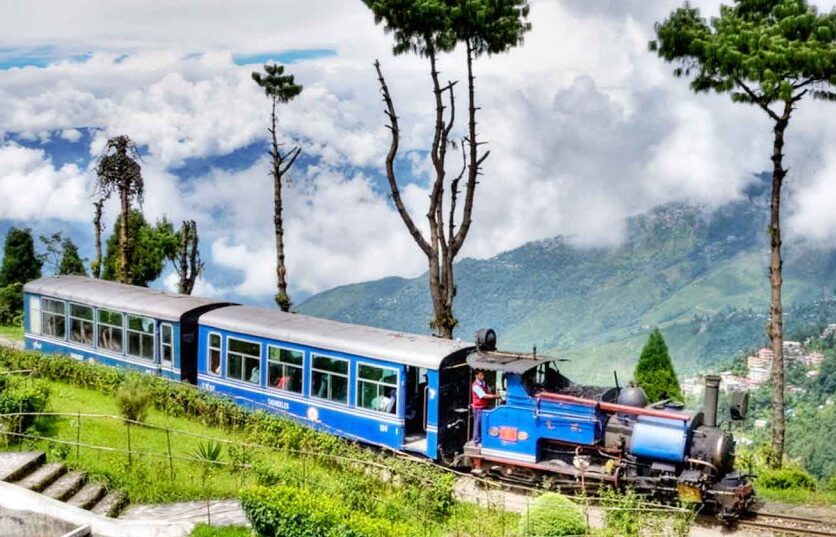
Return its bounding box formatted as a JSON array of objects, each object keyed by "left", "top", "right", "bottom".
[
  {"left": 5, "top": 376, "right": 517, "bottom": 537},
  {"left": 0, "top": 325, "right": 23, "bottom": 342}
]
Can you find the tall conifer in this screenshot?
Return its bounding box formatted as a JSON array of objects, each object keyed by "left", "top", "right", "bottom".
[{"left": 633, "top": 328, "right": 683, "bottom": 403}]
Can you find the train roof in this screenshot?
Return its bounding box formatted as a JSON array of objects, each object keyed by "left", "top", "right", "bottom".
[
  {"left": 467, "top": 349, "right": 568, "bottom": 374},
  {"left": 200, "top": 305, "right": 474, "bottom": 370},
  {"left": 24, "top": 276, "right": 227, "bottom": 322}
]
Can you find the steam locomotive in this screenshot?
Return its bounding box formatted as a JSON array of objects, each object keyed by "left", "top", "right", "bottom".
[
  {"left": 22, "top": 276, "right": 755, "bottom": 519},
  {"left": 458, "top": 330, "right": 755, "bottom": 519}
]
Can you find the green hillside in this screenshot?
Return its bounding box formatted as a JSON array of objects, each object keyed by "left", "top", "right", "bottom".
[{"left": 299, "top": 184, "right": 836, "bottom": 384}]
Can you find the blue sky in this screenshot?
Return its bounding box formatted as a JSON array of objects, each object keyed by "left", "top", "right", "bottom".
[{"left": 1, "top": 0, "right": 835, "bottom": 307}]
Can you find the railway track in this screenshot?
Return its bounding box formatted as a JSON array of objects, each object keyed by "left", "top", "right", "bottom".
[{"left": 737, "top": 511, "right": 836, "bottom": 536}]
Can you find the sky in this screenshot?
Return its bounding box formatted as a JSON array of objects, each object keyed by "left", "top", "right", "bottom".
[{"left": 0, "top": 0, "right": 835, "bottom": 304}]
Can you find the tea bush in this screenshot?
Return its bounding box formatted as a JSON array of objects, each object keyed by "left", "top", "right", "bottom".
[
  {"left": 0, "top": 374, "right": 50, "bottom": 442},
  {"left": 518, "top": 492, "right": 586, "bottom": 537},
  {"left": 241, "top": 485, "right": 415, "bottom": 537},
  {"left": 758, "top": 467, "right": 817, "bottom": 491}
]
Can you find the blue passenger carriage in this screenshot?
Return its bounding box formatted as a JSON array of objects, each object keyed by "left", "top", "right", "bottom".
[
  {"left": 195, "top": 306, "right": 473, "bottom": 458},
  {"left": 22, "top": 276, "right": 229, "bottom": 382}
]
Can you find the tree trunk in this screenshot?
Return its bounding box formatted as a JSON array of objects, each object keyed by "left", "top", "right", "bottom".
[
  {"left": 768, "top": 101, "right": 792, "bottom": 469},
  {"left": 177, "top": 220, "right": 201, "bottom": 295},
  {"left": 270, "top": 97, "right": 291, "bottom": 312},
  {"left": 93, "top": 200, "right": 104, "bottom": 279},
  {"left": 119, "top": 189, "right": 130, "bottom": 284}
]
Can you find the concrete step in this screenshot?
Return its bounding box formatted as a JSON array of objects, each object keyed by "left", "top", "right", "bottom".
[
  {"left": 68, "top": 482, "right": 107, "bottom": 510},
  {"left": 42, "top": 470, "right": 86, "bottom": 501},
  {"left": 0, "top": 451, "right": 45, "bottom": 482},
  {"left": 14, "top": 461, "right": 66, "bottom": 492},
  {"left": 90, "top": 491, "right": 128, "bottom": 518}
]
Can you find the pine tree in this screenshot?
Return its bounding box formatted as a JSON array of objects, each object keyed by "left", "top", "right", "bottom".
[
  {"left": 633, "top": 328, "right": 683, "bottom": 403},
  {"left": 0, "top": 227, "right": 42, "bottom": 287},
  {"left": 651, "top": 0, "right": 836, "bottom": 470},
  {"left": 252, "top": 64, "right": 302, "bottom": 311}
]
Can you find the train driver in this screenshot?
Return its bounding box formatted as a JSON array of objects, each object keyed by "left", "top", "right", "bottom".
[{"left": 471, "top": 370, "right": 501, "bottom": 445}]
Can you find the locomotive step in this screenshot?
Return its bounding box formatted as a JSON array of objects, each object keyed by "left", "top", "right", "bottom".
[
  {"left": 68, "top": 482, "right": 108, "bottom": 510},
  {"left": 42, "top": 470, "right": 86, "bottom": 501},
  {"left": 14, "top": 462, "right": 67, "bottom": 492}
]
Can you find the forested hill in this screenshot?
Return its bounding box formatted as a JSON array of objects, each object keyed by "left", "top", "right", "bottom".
[{"left": 298, "top": 181, "right": 836, "bottom": 384}]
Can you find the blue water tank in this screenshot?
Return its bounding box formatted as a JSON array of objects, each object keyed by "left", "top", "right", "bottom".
[{"left": 629, "top": 415, "right": 688, "bottom": 463}]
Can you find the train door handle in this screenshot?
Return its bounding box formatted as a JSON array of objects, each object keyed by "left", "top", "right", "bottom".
[{"left": 423, "top": 386, "right": 428, "bottom": 431}]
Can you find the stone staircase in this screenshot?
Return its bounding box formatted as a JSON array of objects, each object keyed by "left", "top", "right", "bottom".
[{"left": 0, "top": 452, "right": 127, "bottom": 518}]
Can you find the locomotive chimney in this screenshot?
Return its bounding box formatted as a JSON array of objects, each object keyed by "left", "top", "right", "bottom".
[{"left": 703, "top": 375, "right": 721, "bottom": 428}]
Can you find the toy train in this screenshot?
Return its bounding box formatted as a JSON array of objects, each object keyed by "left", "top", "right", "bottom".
[{"left": 21, "top": 276, "right": 755, "bottom": 518}]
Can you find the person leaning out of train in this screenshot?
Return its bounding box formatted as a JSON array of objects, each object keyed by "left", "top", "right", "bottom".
[{"left": 471, "top": 370, "right": 501, "bottom": 445}]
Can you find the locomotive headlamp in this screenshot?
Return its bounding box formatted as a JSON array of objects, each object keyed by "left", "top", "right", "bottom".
[{"left": 475, "top": 328, "right": 497, "bottom": 351}]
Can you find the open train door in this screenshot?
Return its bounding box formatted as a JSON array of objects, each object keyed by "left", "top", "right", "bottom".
[{"left": 403, "top": 366, "right": 429, "bottom": 454}]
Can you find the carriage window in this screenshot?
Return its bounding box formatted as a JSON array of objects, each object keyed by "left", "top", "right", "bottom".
[
  {"left": 311, "top": 355, "right": 348, "bottom": 404},
  {"left": 357, "top": 364, "right": 398, "bottom": 414},
  {"left": 207, "top": 333, "right": 221, "bottom": 375},
  {"left": 69, "top": 304, "right": 94, "bottom": 346},
  {"left": 29, "top": 296, "right": 41, "bottom": 335},
  {"left": 98, "top": 309, "right": 124, "bottom": 353},
  {"left": 127, "top": 315, "right": 155, "bottom": 361},
  {"left": 267, "top": 346, "right": 303, "bottom": 394},
  {"left": 160, "top": 324, "right": 173, "bottom": 364},
  {"left": 41, "top": 298, "right": 66, "bottom": 339},
  {"left": 227, "top": 337, "right": 261, "bottom": 384}
]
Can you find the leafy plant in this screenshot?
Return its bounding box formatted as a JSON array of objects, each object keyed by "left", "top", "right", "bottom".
[
  {"left": 518, "top": 492, "right": 586, "bottom": 537},
  {"left": 115, "top": 374, "right": 153, "bottom": 423},
  {"left": 241, "top": 485, "right": 413, "bottom": 537},
  {"left": 758, "top": 467, "right": 817, "bottom": 491},
  {"left": 0, "top": 375, "right": 50, "bottom": 444}
]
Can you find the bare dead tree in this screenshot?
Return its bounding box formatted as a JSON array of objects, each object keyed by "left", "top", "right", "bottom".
[
  {"left": 375, "top": 59, "right": 484, "bottom": 338},
  {"left": 92, "top": 199, "right": 106, "bottom": 279},
  {"left": 365, "top": 1, "right": 529, "bottom": 338}
]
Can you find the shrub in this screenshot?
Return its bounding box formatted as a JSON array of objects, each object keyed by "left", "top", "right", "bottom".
[
  {"left": 0, "top": 283, "right": 23, "bottom": 326},
  {"left": 0, "top": 375, "right": 50, "bottom": 442},
  {"left": 758, "top": 467, "right": 817, "bottom": 491},
  {"left": 115, "top": 374, "right": 153, "bottom": 423},
  {"left": 518, "top": 492, "right": 586, "bottom": 537},
  {"left": 241, "top": 485, "right": 414, "bottom": 537}
]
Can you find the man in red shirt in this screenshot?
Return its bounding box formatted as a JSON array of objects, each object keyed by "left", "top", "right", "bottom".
[{"left": 471, "top": 370, "right": 500, "bottom": 445}]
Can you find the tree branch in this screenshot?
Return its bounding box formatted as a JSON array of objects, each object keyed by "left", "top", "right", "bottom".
[
  {"left": 734, "top": 77, "right": 781, "bottom": 122},
  {"left": 374, "top": 60, "right": 432, "bottom": 256}
]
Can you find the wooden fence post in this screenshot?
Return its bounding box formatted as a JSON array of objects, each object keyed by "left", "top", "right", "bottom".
[
  {"left": 76, "top": 412, "right": 81, "bottom": 463},
  {"left": 166, "top": 428, "right": 174, "bottom": 481},
  {"left": 126, "top": 421, "right": 132, "bottom": 467}
]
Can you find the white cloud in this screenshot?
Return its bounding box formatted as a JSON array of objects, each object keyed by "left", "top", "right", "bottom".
[
  {"left": 0, "top": 144, "right": 90, "bottom": 221},
  {"left": 0, "top": 0, "right": 835, "bottom": 299}
]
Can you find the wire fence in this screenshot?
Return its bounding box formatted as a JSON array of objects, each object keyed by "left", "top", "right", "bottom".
[{"left": 0, "top": 363, "right": 699, "bottom": 536}]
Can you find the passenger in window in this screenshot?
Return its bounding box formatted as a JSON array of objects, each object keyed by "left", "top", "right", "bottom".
[
  {"left": 248, "top": 365, "right": 260, "bottom": 384},
  {"left": 276, "top": 374, "right": 291, "bottom": 390}
]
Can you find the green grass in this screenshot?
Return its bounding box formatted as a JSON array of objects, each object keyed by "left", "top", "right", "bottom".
[
  {"left": 755, "top": 486, "right": 836, "bottom": 506},
  {"left": 0, "top": 325, "right": 23, "bottom": 342},
  {"left": 190, "top": 525, "right": 252, "bottom": 537},
  {"left": 10, "top": 377, "right": 519, "bottom": 536}
]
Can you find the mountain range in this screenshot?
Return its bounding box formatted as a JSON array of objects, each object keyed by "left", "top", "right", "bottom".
[{"left": 298, "top": 179, "right": 836, "bottom": 384}]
